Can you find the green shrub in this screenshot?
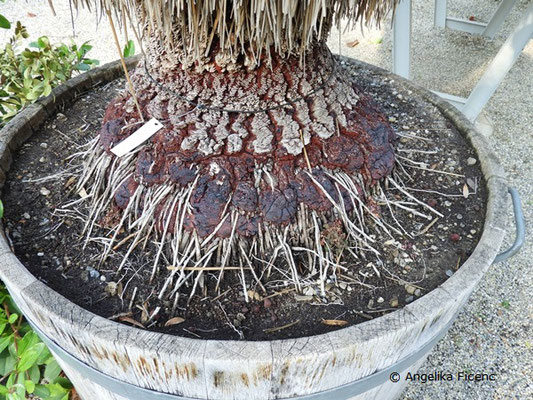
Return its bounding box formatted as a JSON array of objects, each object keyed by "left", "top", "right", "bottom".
[
  {"left": 0, "top": 12, "right": 79, "bottom": 399},
  {"left": 0, "top": 20, "right": 99, "bottom": 125},
  {"left": 0, "top": 285, "right": 73, "bottom": 400}
]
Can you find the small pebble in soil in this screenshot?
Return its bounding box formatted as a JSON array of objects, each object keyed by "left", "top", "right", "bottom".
[
  {"left": 40, "top": 143, "right": 48, "bottom": 149},
  {"left": 467, "top": 157, "right": 477, "bottom": 165},
  {"left": 263, "top": 298, "right": 272, "bottom": 308},
  {"left": 39, "top": 157, "right": 46, "bottom": 163},
  {"left": 22, "top": 212, "right": 30, "bottom": 219},
  {"left": 406, "top": 296, "right": 414, "bottom": 303},
  {"left": 414, "top": 289, "right": 422, "bottom": 297},
  {"left": 105, "top": 282, "right": 118, "bottom": 296},
  {"left": 456, "top": 214, "right": 463, "bottom": 220},
  {"left": 40, "top": 187, "right": 51, "bottom": 196},
  {"left": 87, "top": 267, "right": 100, "bottom": 279},
  {"left": 446, "top": 269, "right": 454, "bottom": 277},
  {"left": 377, "top": 297, "right": 385, "bottom": 304},
  {"left": 450, "top": 233, "right": 461, "bottom": 242},
  {"left": 100, "top": 275, "right": 106, "bottom": 282},
  {"left": 37, "top": 252, "right": 44, "bottom": 257},
  {"left": 390, "top": 298, "right": 399, "bottom": 307},
  {"left": 405, "top": 284, "right": 416, "bottom": 295},
  {"left": 427, "top": 198, "right": 438, "bottom": 207}
]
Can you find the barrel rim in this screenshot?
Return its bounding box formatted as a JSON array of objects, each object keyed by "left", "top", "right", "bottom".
[{"left": 0, "top": 55, "right": 508, "bottom": 394}]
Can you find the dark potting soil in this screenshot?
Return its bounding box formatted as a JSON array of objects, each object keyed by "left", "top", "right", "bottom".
[{"left": 2, "top": 60, "right": 487, "bottom": 341}]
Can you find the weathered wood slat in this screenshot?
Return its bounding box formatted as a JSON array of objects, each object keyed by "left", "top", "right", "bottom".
[{"left": 55, "top": 357, "right": 130, "bottom": 400}]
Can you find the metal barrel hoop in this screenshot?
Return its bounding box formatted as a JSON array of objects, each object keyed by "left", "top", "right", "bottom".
[{"left": 494, "top": 187, "right": 525, "bottom": 264}]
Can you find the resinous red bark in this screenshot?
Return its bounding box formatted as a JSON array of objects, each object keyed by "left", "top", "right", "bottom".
[{"left": 98, "top": 43, "right": 396, "bottom": 239}]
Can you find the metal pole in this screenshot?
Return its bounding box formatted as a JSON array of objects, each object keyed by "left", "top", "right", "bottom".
[
  {"left": 393, "top": 0, "right": 412, "bottom": 79},
  {"left": 463, "top": 2, "right": 533, "bottom": 121},
  {"left": 434, "top": 0, "right": 447, "bottom": 28},
  {"left": 483, "top": 0, "right": 518, "bottom": 39}
]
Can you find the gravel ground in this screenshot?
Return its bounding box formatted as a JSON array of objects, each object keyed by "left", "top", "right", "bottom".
[{"left": 1, "top": 1, "right": 532, "bottom": 399}]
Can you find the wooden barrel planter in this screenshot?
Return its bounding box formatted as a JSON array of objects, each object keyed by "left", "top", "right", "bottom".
[{"left": 0, "top": 57, "right": 518, "bottom": 400}]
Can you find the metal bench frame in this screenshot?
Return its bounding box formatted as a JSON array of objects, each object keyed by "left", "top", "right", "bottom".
[{"left": 392, "top": 0, "right": 533, "bottom": 122}]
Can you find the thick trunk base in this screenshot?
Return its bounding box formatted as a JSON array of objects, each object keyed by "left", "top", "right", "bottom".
[{"left": 77, "top": 44, "right": 397, "bottom": 292}]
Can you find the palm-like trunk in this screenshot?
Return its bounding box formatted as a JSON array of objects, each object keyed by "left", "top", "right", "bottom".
[{"left": 73, "top": 0, "right": 399, "bottom": 295}]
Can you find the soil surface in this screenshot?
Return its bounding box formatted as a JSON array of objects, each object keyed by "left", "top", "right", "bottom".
[{"left": 2, "top": 59, "right": 487, "bottom": 340}]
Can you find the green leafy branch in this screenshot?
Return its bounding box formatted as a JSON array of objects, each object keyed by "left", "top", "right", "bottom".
[
  {"left": 0, "top": 20, "right": 99, "bottom": 126},
  {"left": 0, "top": 285, "right": 73, "bottom": 400}
]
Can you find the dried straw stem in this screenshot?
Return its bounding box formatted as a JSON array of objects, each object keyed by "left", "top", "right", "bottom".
[{"left": 67, "top": 0, "right": 398, "bottom": 68}]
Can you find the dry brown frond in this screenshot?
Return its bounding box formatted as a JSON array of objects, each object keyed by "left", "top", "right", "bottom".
[{"left": 64, "top": 0, "right": 398, "bottom": 67}]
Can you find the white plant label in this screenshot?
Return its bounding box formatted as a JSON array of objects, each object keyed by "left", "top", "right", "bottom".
[{"left": 111, "top": 118, "right": 163, "bottom": 157}]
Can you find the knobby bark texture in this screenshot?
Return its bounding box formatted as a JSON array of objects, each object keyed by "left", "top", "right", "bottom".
[{"left": 73, "top": 0, "right": 400, "bottom": 297}]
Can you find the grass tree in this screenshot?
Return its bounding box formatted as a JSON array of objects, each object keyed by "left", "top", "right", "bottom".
[{"left": 68, "top": 0, "right": 401, "bottom": 306}]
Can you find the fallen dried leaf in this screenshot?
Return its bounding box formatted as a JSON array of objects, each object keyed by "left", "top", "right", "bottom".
[
  {"left": 118, "top": 316, "right": 144, "bottom": 329},
  {"left": 466, "top": 178, "right": 478, "bottom": 191},
  {"left": 164, "top": 316, "right": 185, "bottom": 327},
  {"left": 64, "top": 176, "right": 76, "bottom": 188},
  {"left": 322, "top": 319, "right": 348, "bottom": 326},
  {"left": 346, "top": 39, "right": 360, "bottom": 48},
  {"left": 263, "top": 320, "right": 300, "bottom": 333},
  {"left": 137, "top": 303, "right": 150, "bottom": 324},
  {"left": 462, "top": 184, "right": 470, "bottom": 199}
]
